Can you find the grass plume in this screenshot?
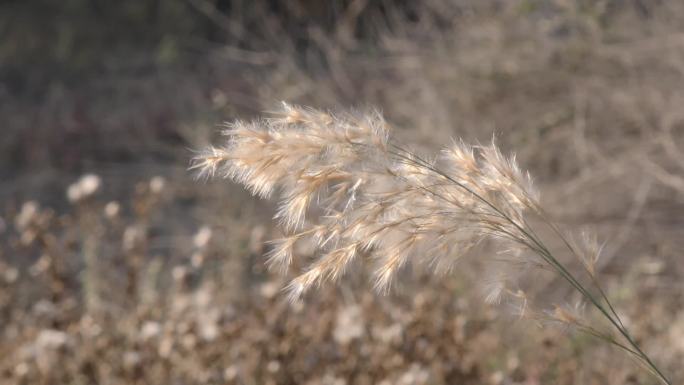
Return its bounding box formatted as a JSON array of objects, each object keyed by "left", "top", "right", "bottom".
[{"left": 192, "top": 103, "right": 670, "bottom": 384}]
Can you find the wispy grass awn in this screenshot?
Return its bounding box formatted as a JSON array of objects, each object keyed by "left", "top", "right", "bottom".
[{"left": 192, "top": 103, "right": 670, "bottom": 384}]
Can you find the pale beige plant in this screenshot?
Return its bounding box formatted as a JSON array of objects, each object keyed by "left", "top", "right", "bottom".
[{"left": 192, "top": 103, "right": 670, "bottom": 384}]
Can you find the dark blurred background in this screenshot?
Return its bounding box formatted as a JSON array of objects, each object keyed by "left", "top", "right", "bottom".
[{"left": 2, "top": 0, "right": 431, "bottom": 177}]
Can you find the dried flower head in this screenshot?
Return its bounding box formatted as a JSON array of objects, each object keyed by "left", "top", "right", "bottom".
[
  {"left": 193, "top": 226, "right": 213, "bottom": 249},
  {"left": 15, "top": 201, "right": 39, "bottom": 231},
  {"left": 149, "top": 176, "right": 166, "bottom": 194},
  {"left": 104, "top": 201, "right": 121, "bottom": 219},
  {"left": 67, "top": 174, "right": 102, "bottom": 203}
]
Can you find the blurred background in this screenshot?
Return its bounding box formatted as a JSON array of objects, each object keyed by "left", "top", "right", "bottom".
[{"left": 1, "top": 1, "right": 684, "bottom": 384}]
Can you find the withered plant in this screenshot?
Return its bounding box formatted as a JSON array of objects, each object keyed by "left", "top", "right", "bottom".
[{"left": 192, "top": 103, "right": 670, "bottom": 384}]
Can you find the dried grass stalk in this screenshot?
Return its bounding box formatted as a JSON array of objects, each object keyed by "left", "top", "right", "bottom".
[{"left": 192, "top": 103, "right": 670, "bottom": 384}]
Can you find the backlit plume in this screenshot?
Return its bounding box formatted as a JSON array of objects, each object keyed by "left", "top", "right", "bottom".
[
  {"left": 191, "top": 103, "right": 540, "bottom": 299},
  {"left": 192, "top": 104, "right": 670, "bottom": 384},
  {"left": 191, "top": 104, "right": 671, "bottom": 384}
]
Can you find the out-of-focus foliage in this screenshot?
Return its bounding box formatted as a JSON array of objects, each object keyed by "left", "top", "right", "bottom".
[
  {"left": 3, "top": 0, "right": 191, "bottom": 94},
  {"left": 0, "top": 0, "right": 427, "bottom": 95}
]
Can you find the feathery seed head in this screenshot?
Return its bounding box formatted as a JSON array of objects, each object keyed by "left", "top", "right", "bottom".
[
  {"left": 193, "top": 104, "right": 671, "bottom": 385},
  {"left": 194, "top": 105, "right": 540, "bottom": 300}
]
